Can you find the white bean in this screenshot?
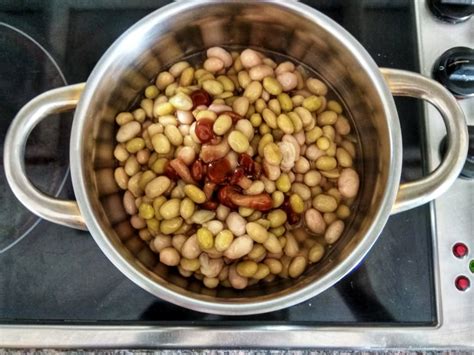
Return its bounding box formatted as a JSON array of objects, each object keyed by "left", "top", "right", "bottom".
[
  {"left": 176, "top": 110, "right": 194, "bottom": 125},
  {"left": 294, "top": 157, "right": 310, "bottom": 173},
  {"left": 204, "top": 57, "right": 224, "bottom": 73},
  {"left": 216, "top": 204, "right": 231, "bottom": 221},
  {"left": 207, "top": 47, "right": 233, "bottom": 67},
  {"left": 305, "top": 145, "right": 325, "bottom": 161},
  {"left": 229, "top": 264, "right": 248, "bottom": 289},
  {"left": 240, "top": 49, "right": 262, "bottom": 68},
  {"left": 305, "top": 208, "right": 326, "bottom": 234},
  {"left": 205, "top": 220, "right": 224, "bottom": 235},
  {"left": 224, "top": 235, "right": 254, "bottom": 259},
  {"left": 325, "top": 220, "right": 345, "bottom": 244},
  {"left": 246, "top": 181, "right": 265, "bottom": 195},
  {"left": 116, "top": 121, "right": 141, "bottom": 143},
  {"left": 226, "top": 212, "right": 246, "bottom": 236},
  {"left": 177, "top": 146, "right": 196, "bottom": 165},
  {"left": 208, "top": 103, "right": 233, "bottom": 114},
  {"left": 338, "top": 168, "right": 360, "bottom": 198},
  {"left": 277, "top": 72, "right": 298, "bottom": 91},
  {"left": 249, "top": 65, "right": 274, "bottom": 81},
  {"left": 181, "top": 234, "right": 201, "bottom": 259}
]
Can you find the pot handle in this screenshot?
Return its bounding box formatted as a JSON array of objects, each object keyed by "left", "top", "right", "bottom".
[
  {"left": 380, "top": 68, "right": 468, "bottom": 214},
  {"left": 3, "top": 83, "right": 87, "bottom": 230}
]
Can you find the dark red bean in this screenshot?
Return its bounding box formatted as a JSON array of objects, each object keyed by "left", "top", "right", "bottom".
[
  {"left": 207, "top": 158, "right": 232, "bottom": 184},
  {"left": 191, "top": 160, "right": 204, "bottom": 182},
  {"left": 282, "top": 196, "right": 300, "bottom": 225},
  {"left": 238, "top": 153, "right": 254, "bottom": 175},
  {"left": 164, "top": 163, "right": 179, "bottom": 181},
  {"left": 195, "top": 119, "right": 215, "bottom": 143},
  {"left": 229, "top": 167, "right": 245, "bottom": 185},
  {"left": 218, "top": 185, "right": 239, "bottom": 209},
  {"left": 252, "top": 161, "right": 262, "bottom": 179},
  {"left": 288, "top": 212, "right": 301, "bottom": 225},
  {"left": 218, "top": 185, "right": 272, "bottom": 211},
  {"left": 190, "top": 89, "right": 211, "bottom": 109},
  {"left": 169, "top": 158, "right": 196, "bottom": 184},
  {"left": 202, "top": 201, "right": 218, "bottom": 210},
  {"left": 236, "top": 193, "right": 273, "bottom": 211}
]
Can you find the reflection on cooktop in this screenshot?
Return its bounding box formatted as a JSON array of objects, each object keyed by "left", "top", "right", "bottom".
[{"left": 0, "top": 22, "right": 70, "bottom": 252}]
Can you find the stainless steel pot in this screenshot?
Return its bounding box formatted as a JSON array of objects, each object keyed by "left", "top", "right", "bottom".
[{"left": 3, "top": 0, "right": 468, "bottom": 315}]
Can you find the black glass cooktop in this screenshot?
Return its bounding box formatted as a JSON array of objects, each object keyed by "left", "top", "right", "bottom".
[{"left": 0, "top": 0, "right": 436, "bottom": 325}]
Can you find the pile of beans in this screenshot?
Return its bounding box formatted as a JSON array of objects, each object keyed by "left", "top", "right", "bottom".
[{"left": 113, "top": 47, "right": 360, "bottom": 290}]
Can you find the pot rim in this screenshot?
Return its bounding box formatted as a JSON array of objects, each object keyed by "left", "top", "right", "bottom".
[{"left": 70, "top": 0, "right": 402, "bottom": 315}]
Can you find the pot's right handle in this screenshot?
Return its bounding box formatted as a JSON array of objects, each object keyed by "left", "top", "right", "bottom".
[
  {"left": 381, "top": 68, "right": 468, "bottom": 215},
  {"left": 3, "top": 83, "right": 87, "bottom": 230}
]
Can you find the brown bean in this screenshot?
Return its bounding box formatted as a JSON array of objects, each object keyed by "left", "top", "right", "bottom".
[
  {"left": 181, "top": 234, "right": 201, "bottom": 259},
  {"left": 275, "top": 61, "right": 295, "bottom": 75},
  {"left": 116, "top": 121, "right": 141, "bottom": 143},
  {"left": 114, "top": 144, "right": 129, "bottom": 162},
  {"left": 263, "top": 233, "right": 282, "bottom": 254},
  {"left": 264, "top": 258, "right": 283, "bottom": 274},
  {"left": 228, "top": 265, "right": 248, "bottom": 289},
  {"left": 160, "top": 247, "right": 180, "bottom": 266},
  {"left": 304, "top": 208, "right": 326, "bottom": 234},
  {"left": 338, "top": 168, "right": 360, "bottom": 198},
  {"left": 284, "top": 233, "right": 299, "bottom": 257},
  {"left": 335, "top": 115, "right": 351, "bottom": 135},
  {"left": 152, "top": 235, "right": 172, "bottom": 252},
  {"left": 325, "top": 220, "right": 345, "bottom": 244},
  {"left": 204, "top": 57, "right": 224, "bottom": 73},
  {"left": 199, "top": 254, "right": 224, "bottom": 278},
  {"left": 130, "top": 215, "right": 146, "bottom": 229},
  {"left": 123, "top": 190, "right": 137, "bottom": 215},
  {"left": 172, "top": 234, "right": 187, "bottom": 252},
  {"left": 308, "top": 243, "right": 325, "bottom": 263},
  {"left": 136, "top": 149, "right": 150, "bottom": 165},
  {"left": 249, "top": 64, "right": 273, "bottom": 81},
  {"left": 207, "top": 47, "right": 233, "bottom": 67},
  {"left": 289, "top": 256, "right": 307, "bottom": 278},
  {"left": 114, "top": 167, "right": 128, "bottom": 190},
  {"left": 277, "top": 72, "right": 298, "bottom": 91},
  {"left": 240, "top": 49, "right": 262, "bottom": 68},
  {"left": 305, "top": 145, "right": 325, "bottom": 161}
]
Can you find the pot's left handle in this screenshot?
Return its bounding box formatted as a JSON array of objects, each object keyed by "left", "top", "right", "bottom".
[{"left": 3, "top": 84, "right": 87, "bottom": 230}]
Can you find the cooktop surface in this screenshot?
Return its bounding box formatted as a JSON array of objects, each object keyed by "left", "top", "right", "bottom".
[{"left": 0, "top": 0, "right": 436, "bottom": 325}]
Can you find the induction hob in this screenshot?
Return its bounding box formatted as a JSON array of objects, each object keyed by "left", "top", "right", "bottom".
[{"left": 0, "top": 0, "right": 472, "bottom": 350}]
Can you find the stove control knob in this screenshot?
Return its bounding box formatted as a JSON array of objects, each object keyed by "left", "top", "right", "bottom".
[
  {"left": 433, "top": 47, "right": 474, "bottom": 99},
  {"left": 429, "top": 0, "right": 474, "bottom": 23}
]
